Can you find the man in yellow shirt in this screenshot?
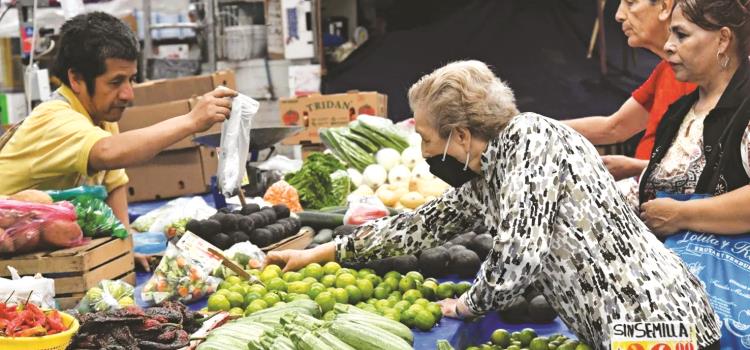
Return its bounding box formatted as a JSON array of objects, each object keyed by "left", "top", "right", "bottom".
[{"left": 0, "top": 12, "right": 234, "bottom": 267}]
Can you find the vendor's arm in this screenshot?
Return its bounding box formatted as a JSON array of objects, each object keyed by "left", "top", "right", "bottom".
[
  {"left": 563, "top": 98, "right": 649, "bottom": 145},
  {"left": 88, "top": 87, "right": 236, "bottom": 172},
  {"left": 106, "top": 184, "right": 130, "bottom": 229},
  {"left": 461, "top": 122, "right": 563, "bottom": 316}
]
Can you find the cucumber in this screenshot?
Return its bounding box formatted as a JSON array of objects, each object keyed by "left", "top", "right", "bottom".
[
  {"left": 335, "top": 313, "right": 414, "bottom": 343},
  {"left": 296, "top": 331, "right": 332, "bottom": 350},
  {"left": 329, "top": 319, "right": 413, "bottom": 350},
  {"left": 298, "top": 211, "right": 345, "bottom": 230},
  {"left": 318, "top": 330, "right": 357, "bottom": 350},
  {"left": 437, "top": 340, "right": 455, "bottom": 350},
  {"left": 320, "top": 206, "right": 348, "bottom": 214}
]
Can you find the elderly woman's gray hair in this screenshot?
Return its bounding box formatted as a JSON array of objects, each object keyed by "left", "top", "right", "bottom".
[{"left": 407, "top": 60, "right": 519, "bottom": 141}]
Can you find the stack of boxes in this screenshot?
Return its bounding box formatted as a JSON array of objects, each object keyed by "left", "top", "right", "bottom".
[{"left": 120, "top": 70, "right": 236, "bottom": 202}]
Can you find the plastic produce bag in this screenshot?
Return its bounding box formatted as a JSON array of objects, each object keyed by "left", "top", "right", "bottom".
[
  {"left": 131, "top": 197, "right": 217, "bottom": 236},
  {"left": 343, "top": 195, "right": 389, "bottom": 226},
  {"left": 133, "top": 231, "right": 168, "bottom": 255},
  {"left": 141, "top": 243, "right": 220, "bottom": 305},
  {"left": 47, "top": 186, "right": 128, "bottom": 239},
  {"left": 218, "top": 93, "right": 259, "bottom": 197},
  {"left": 0, "top": 199, "right": 86, "bottom": 254},
  {"left": 0, "top": 266, "right": 55, "bottom": 308},
  {"left": 263, "top": 180, "right": 303, "bottom": 212},
  {"left": 212, "top": 242, "right": 265, "bottom": 278},
  {"left": 74, "top": 280, "right": 135, "bottom": 314},
  {"left": 256, "top": 155, "right": 303, "bottom": 174}
]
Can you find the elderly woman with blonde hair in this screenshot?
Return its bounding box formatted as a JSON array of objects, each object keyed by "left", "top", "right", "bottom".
[{"left": 266, "top": 60, "right": 721, "bottom": 349}]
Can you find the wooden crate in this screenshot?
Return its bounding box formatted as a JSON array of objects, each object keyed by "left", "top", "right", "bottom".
[{"left": 0, "top": 236, "right": 136, "bottom": 309}]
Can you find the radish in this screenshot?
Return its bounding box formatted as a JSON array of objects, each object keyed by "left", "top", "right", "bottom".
[
  {"left": 375, "top": 148, "right": 401, "bottom": 171},
  {"left": 362, "top": 164, "right": 388, "bottom": 189},
  {"left": 401, "top": 147, "right": 422, "bottom": 169},
  {"left": 388, "top": 165, "right": 412, "bottom": 186}
]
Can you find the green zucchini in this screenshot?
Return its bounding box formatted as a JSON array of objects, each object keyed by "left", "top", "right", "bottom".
[
  {"left": 329, "top": 319, "right": 413, "bottom": 350},
  {"left": 318, "top": 330, "right": 357, "bottom": 350},
  {"left": 298, "top": 211, "right": 345, "bottom": 230},
  {"left": 335, "top": 313, "right": 414, "bottom": 343},
  {"left": 437, "top": 340, "right": 455, "bottom": 350}
]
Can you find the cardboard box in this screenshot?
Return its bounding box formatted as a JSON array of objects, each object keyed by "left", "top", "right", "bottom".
[
  {"left": 0, "top": 237, "right": 135, "bottom": 309},
  {"left": 132, "top": 70, "right": 237, "bottom": 106},
  {"left": 119, "top": 99, "right": 194, "bottom": 150},
  {"left": 0, "top": 92, "right": 27, "bottom": 125},
  {"left": 279, "top": 91, "right": 387, "bottom": 144},
  {"left": 199, "top": 146, "right": 219, "bottom": 188},
  {"left": 126, "top": 148, "right": 208, "bottom": 202},
  {"left": 263, "top": 228, "right": 314, "bottom": 252}
]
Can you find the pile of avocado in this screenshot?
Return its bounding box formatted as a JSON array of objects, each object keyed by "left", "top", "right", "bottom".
[
  {"left": 498, "top": 287, "right": 558, "bottom": 324},
  {"left": 418, "top": 229, "right": 492, "bottom": 278},
  {"left": 186, "top": 204, "right": 301, "bottom": 250}
]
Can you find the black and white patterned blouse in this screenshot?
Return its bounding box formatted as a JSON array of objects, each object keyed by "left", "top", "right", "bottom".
[{"left": 334, "top": 113, "right": 720, "bottom": 349}]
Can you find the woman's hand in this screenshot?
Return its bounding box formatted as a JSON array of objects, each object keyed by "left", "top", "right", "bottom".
[
  {"left": 601, "top": 155, "right": 648, "bottom": 181},
  {"left": 263, "top": 242, "right": 337, "bottom": 272},
  {"left": 640, "top": 198, "right": 685, "bottom": 236},
  {"left": 437, "top": 293, "right": 476, "bottom": 319}
]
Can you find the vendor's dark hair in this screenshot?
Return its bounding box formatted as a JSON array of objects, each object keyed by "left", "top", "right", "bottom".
[
  {"left": 53, "top": 12, "right": 139, "bottom": 95},
  {"left": 676, "top": 0, "right": 750, "bottom": 56}
]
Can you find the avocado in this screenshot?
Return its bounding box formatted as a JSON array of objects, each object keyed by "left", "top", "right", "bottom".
[
  {"left": 365, "top": 258, "right": 392, "bottom": 276},
  {"left": 266, "top": 224, "right": 286, "bottom": 243},
  {"left": 248, "top": 213, "right": 267, "bottom": 227},
  {"left": 528, "top": 295, "right": 558, "bottom": 323},
  {"left": 386, "top": 255, "right": 418, "bottom": 274},
  {"left": 209, "top": 212, "right": 226, "bottom": 222},
  {"left": 313, "top": 229, "right": 334, "bottom": 244},
  {"left": 449, "top": 232, "right": 474, "bottom": 247},
  {"left": 442, "top": 241, "right": 454, "bottom": 248},
  {"left": 249, "top": 228, "right": 274, "bottom": 248},
  {"left": 468, "top": 233, "right": 493, "bottom": 260},
  {"left": 473, "top": 224, "right": 488, "bottom": 234},
  {"left": 272, "top": 204, "right": 291, "bottom": 219},
  {"left": 333, "top": 225, "right": 357, "bottom": 237},
  {"left": 216, "top": 214, "right": 239, "bottom": 232},
  {"left": 238, "top": 216, "right": 256, "bottom": 234},
  {"left": 201, "top": 220, "right": 222, "bottom": 237},
  {"left": 260, "top": 208, "right": 277, "bottom": 222},
  {"left": 218, "top": 207, "right": 232, "bottom": 214},
  {"left": 523, "top": 286, "right": 542, "bottom": 301},
  {"left": 209, "top": 232, "right": 233, "bottom": 250},
  {"left": 229, "top": 231, "right": 250, "bottom": 245},
  {"left": 287, "top": 217, "right": 302, "bottom": 234},
  {"left": 185, "top": 219, "right": 202, "bottom": 235},
  {"left": 240, "top": 203, "right": 261, "bottom": 215},
  {"left": 275, "top": 218, "right": 295, "bottom": 237},
  {"left": 418, "top": 246, "right": 450, "bottom": 278},
  {"left": 449, "top": 248, "right": 481, "bottom": 277},
  {"left": 498, "top": 297, "right": 529, "bottom": 324}
]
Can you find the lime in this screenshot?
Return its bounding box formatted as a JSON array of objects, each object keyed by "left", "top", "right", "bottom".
[
  {"left": 323, "top": 310, "right": 337, "bottom": 321},
  {"left": 332, "top": 288, "right": 349, "bottom": 304},
  {"left": 557, "top": 342, "right": 577, "bottom": 350},
  {"left": 320, "top": 274, "right": 337, "bottom": 287},
  {"left": 407, "top": 304, "right": 425, "bottom": 315},
  {"left": 393, "top": 300, "right": 411, "bottom": 312},
  {"left": 335, "top": 268, "right": 355, "bottom": 276},
  {"left": 356, "top": 279, "right": 374, "bottom": 300},
  {"left": 384, "top": 271, "right": 402, "bottom": 281},
  {"left": 229, "top": 307, "right": 244, "bottom": 316},
  {"left": 405, "top": 271, "right": 424, "bottom": 284},
  {"left": 386, "top": 295, "right": 401, "bottom": 306},
  {"left": 401, "top": 308, "right": 417, "bottom": 327},
  {"left": 519, "top": 329, "right": 538, "bottom": 347},
  {"left": 243, "top": 292, "right": 262, "bottom": 307},
  {"left": 215, "top": 289, "right": 231, "bottom": 297},
  {"left": 375, "top": 299, "right": 391, "bottom": 312},
  {"left": 335, "top": 273, "right": 357, "bottom": 288},
  {"left": 207, "top": 294, "right": 231, "bottom": 311},
  {"left": 287, "top": 281, "right": 311, "bottom": 295},
  {"left": 323, "top": 262, "right": 342, "bottom": 275},
  {"left": 244, "top": 300, "right": 267, "bottom": 315},
  {"left": 389, "top": 291, "right": 403, "bottom": 300},
  {"left": 529, "top": 337, "right": 550, "bottom": 350},
  {"left": 403, "top": 289, "right": 423, "bottom": 303},
  {"left": 357, "top": 268, "right": 375, "bottom": 278},
  {"left": 218, "top": 281, "right": 232, "bottom": 290},
  {"left": 277, "top": 291, "right": 290, "bottom": 302},
  {"left": 225, "top": 275, "right": 242, "bottom": 285},
  {"left": 302, "top": 277, "right": 318, "bottom": 285},
  {"left": 345, "top": 285, "right": 363, "bottom": 304},
  {"left": 367, "top": 298, "right": 378, "bottom": 305},
  {"left": 467, "top": 347, "right": 481, "bottom": 350},
  {"left": 356, "top": 301, "right": 368, "bottom": 309},
  {"left": 267, "top": 277, "right": 287, "bottom": 292},
  {"left": 365, "top": 274, "right": 382, "bottom": 286},
  {"left": 506, "top": 346, "right": 521, "bottom": 350},
  {"left": 308, "top": 283, "right": 327, "bottom": 299},
  {"left": 491, "top": 329, "right": 512, "bottom": 347},
  {"left": 262, "top": 292, "right": 281, "bottom": 307},
  {"left": 414, "top": 298, "right": 430, "bottom": 307},
  {"left": 455, "top": 281, "right": 472, "bottom": 295},
  {"left": 362, "top": 304, "right": 379, "bottom": 314},
  {"left": 248, "top": 284, "right": 267, "bottom": 296},
  {"left": 382, "top": 308, "right": 401, "bottom": 321},
  {"left": 549, "top": 344, "right": 559, "bottom": 350},
  {"left": 314, "top": 291, "right": 336, "bottom": 312},
  {"left": 413, "top": 309, "right": 437, "bottom": 331},
  {"left": 373, "top": 284, "right": 392, "bottom": 299},
  {"left": 383, "top": 277, "right": 399, "bottom": 291},
  {"left": 574, "top": 344, "right": 592, "bottom": 350},
  {"left": 436, "top": 282, "right": 455, "bottom": 299},
  {"left": 283, "top": 271, "right": 303, "bottom": 282},
  {"left": 398, "top": 276, "right": 417, "bottom": 292},
  {"left": 292, "top": 294, "right": 311, "bottom": 301},
  {"left": 259, "top": 269, "right": 279, "bottom": 283},
  {"left": 264, "top": 264, "right": 282, "bottom": 275},
  {"left": 419, "top": 281, "right": 437, "bottom": 300},
  {"left": 229, "top": 285, "right": 246, "bottom": 295},
  {"left": 226, "top": 291, "right": 244, "bottom": 308},
  {"left": 426, "top": 302, "right": 443, "bottom": 321},
  {"left": 304, "top": 263, "right": 325, "bottom": 280},
  {"left": 511, "top": 331, "right": 521, "bottom": 340}
]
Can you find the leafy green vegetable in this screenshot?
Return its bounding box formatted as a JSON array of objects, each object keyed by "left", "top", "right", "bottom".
[{"left": 284, "top": 153, "right": 350, "bottom": 209}]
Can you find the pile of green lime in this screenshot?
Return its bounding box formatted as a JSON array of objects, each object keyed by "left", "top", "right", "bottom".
[
  {"left": 208, "top": 262, "right": 473, "bottom": 330},
  {"left": 465, "top": 328, "right": 592, "bottom": 350}
]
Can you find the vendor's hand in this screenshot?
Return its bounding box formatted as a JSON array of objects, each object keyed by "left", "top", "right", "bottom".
[
  {"left": 437, "top": 293, "right": 476, "bottom": 319},
  {"left": 188, "top": 87, "right": 237, "bottom": 132},
  {"left": 601, "top": 155, "right": 647, "bottom": 181},
  {"left": 640, "top": 198, "right": 685, "bottom": 236},
  {"left": 134, "top": 253, "right": 151, "bottom": 272},
  {"left": 264, "top": 243, "right": 337, "bottom": 272}
]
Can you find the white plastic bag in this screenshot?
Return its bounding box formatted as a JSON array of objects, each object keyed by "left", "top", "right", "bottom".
[
  {"left": 343, "top": 194, "right": 389, "bottom": 226},
  {"left": 131, "top": 196, "right": 217, "bottom": 234},
  {"left": 256, "top": 155, "right": 303, "bottom": 174},
  {"left": 0, "top": 266, "right": 55, "bottom": 308},
  {"left": 218, "top": 93, "right": 259, "bottom": 197}
]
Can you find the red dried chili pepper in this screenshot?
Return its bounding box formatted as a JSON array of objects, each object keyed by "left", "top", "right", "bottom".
[
  {"left": 45, "top": 310, "right": 65, "bottom": 334},
  {"left": 15, "top": 325, "right": 46, "bottom": 337}
]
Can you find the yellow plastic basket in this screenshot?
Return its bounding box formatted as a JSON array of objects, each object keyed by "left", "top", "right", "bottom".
[{"left": 0, "top": 311, "right": 79, "bottom": 350}]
